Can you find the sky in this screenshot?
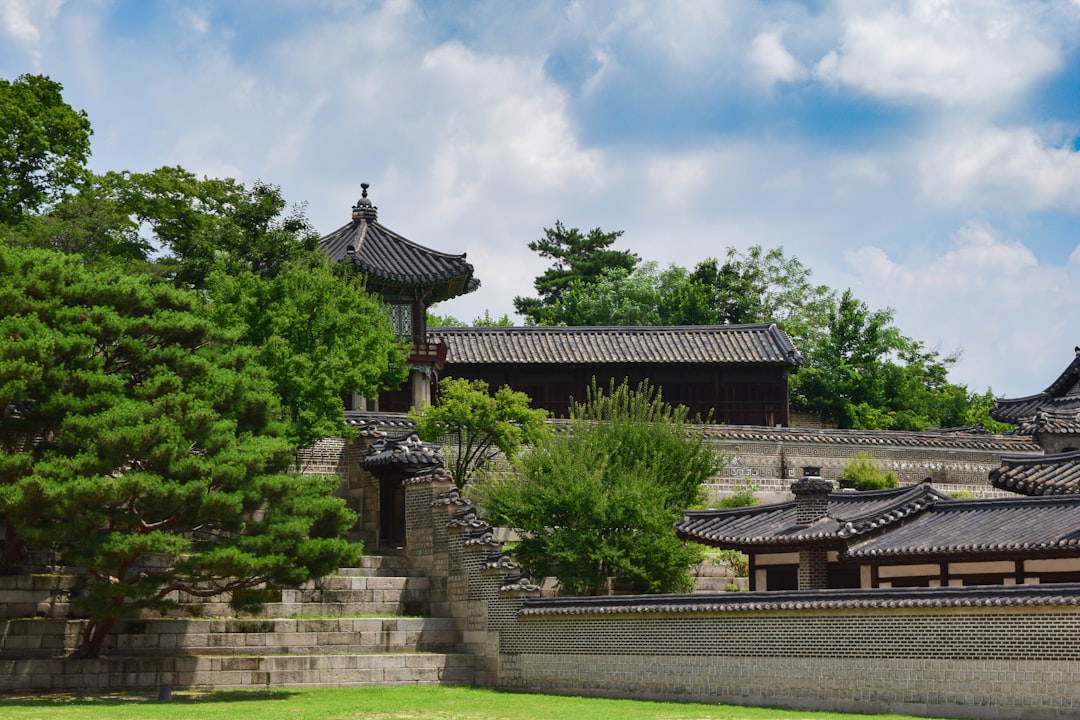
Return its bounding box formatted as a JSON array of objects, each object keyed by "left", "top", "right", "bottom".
[{"left": 2, "top": 0, "right": 1079, "bottom": 399}]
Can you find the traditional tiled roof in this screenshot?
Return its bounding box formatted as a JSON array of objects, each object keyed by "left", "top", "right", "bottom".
[
  {"left": 429, "top": 324, "right": 803, "bottom": 366},
  {"left": 344, "top": 411, "right": 417, "bottom": 434},
  {"left": 675, "top": 481, "right": 950, "bottom": 550},
  {"left": 701, "top": 424, "right": 1039, "bottom": 453},
  {"left": 318, "top": 184, "right": 478, "bottom": 302},
  {"left": 844, "top": 494, "right": 1080, "bottom": 558},
  {"left": 360, "top": 432, "right": 444, "bottom": 473},
  {"left": 1014, "top": 406, "right": 1080, "bottom": 436},
  {"left": 518, "top": 583, "right": 1080, "bottom": 616},
  {"left": 343, "top": 411, "right": 1038, "bottom": 454},
  {"left": 991, "top": 347, "right": 1080, "bottom": 427},
  {"left": 990, "top": 450, "right": 1080, "bottom": 495}
]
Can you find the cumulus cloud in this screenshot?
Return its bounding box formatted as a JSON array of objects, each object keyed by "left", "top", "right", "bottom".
[
  {"left": 919, "top": 124, "right": 1080, "bottom": 212},
  {"left": 816, "top": 0, "right": 1073, "bottom": 111},
  {"left": 750, "top": 28, "right": 807, "bottom": 87},
  {"left": 845, "top": 222, "right": 1078, "bottom": 394}
]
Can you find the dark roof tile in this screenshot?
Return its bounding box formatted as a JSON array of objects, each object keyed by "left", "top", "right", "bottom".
[
  {"left": 519, "top": 582, "right": 1080, "bottom": 616},
  {"left": 991, "top": 347, "right": 1080, "bottom": 425},
  {"left": 318, "top": 187, "right": 477, "bottom": 301},
  {"left": 844, "top": 493, "right": 1080, "bottom": 557},
  {"left": 675, "top": 481, "right": 950, "bottom": 549},
  {"left": 990, "top": 450, "right": 1080, "bottom": 495},
  {"left": 429, "top": 324, "right": 803, "bottom": 366}
]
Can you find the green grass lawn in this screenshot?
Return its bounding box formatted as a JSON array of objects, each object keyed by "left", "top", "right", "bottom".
[{"left": 0, "top": 685, "right": 947, "bottom": 720}]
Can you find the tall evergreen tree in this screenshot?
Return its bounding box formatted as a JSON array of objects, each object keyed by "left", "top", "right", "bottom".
[{"left": 0, "top": 245, "right": 361, "bottom": 657}]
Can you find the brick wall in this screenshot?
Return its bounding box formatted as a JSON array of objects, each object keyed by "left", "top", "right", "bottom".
[{"left": 426, "top": 479, "right": 1080, "bottom": 719}]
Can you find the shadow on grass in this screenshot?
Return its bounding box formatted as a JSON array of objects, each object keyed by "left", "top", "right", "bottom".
[{"left": 0, "top": 689, "right": 299, "bottom": 705}]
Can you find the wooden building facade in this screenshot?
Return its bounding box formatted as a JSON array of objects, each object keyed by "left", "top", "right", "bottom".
[{"left": 429, "top": 324, "right": 803, "bottom": 425}]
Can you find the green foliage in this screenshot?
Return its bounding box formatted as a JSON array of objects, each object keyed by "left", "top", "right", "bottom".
[
  {"left": 409, "top": 378, "right": 548, "bottom": 488},
  {"left": 514, "top": 225, "right": 998, "bottom": 432},
  {"left": 426, "top": 309, "right": 515, "bottom": 328},
  {"left": 203, "top": 254, "right": 409, "bottom": 452},
  {"left": 513, "top": 221, "right": 639, "bottom": 324},
  {"left": 0, "top": 245, "right": 361, "bottom": 657},
  {"left": 0, "top": 75, "right": 92, "bottom": 225},
  {"left": 840, "top": 452, "right": 899, "bottom": 491},
  {"left": 789, "top": 289, "right": 986, "bottom": 431},
  {"left": 479, "top": 380, "right": 724, "bottom": 595},
  {"left": 718, "top": 482, "right": 759, "bottom": 509},
  {"left": 707, "top": 548, "right": 749, "bottom": 577}
]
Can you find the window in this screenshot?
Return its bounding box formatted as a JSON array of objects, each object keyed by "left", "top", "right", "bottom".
[{"left": 387, "top": 303, "right": 412, "bottom": 339}]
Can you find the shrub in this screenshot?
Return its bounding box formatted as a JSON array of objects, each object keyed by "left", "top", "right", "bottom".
[
  {"left": 718, "top": 482, "right": 759, "bottom": 508},
  {"left": 840, "top": 451, "right": 899, "bottom": 490}
]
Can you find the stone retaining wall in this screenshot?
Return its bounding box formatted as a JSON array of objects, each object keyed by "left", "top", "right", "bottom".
[{"left": 0, "top": 653, "right": 473, "bottom": 693}]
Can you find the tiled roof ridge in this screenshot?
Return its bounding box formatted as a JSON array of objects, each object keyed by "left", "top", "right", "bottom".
[
  {"left": 1044, "top": 349, "right": 1080, "bottom": 397},
  {"left": 431, "top": 322, "right": 782, "bottom": 333},
  {"left": 519, "top": 583, "right": 1080, "bottom": 616},
  {"left": 342, "top": 411, "right": 1038, "bottom": 452},
  {"left": 705, "top": 424, "right": 1038, "bottom": 451},
  {"left": 834, "top": 482, "right": 948, "bottom": 538},
  {"left": 998, "top": 449, "right": 1080, "bottom": 468}
]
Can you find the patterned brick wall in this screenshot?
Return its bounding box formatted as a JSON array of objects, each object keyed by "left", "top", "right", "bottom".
[{"left": 426, "top": 472, "right": 1080, "bottom": 718}]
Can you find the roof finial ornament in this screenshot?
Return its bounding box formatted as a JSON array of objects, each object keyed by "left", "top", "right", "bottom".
[{"left": 352, "top": 182, "right": 378, "bottom": 221}]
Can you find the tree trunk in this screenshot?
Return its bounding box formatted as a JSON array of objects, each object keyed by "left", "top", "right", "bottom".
[
  {"left": 71, "top": 616, "right": 117, "bottom": 659},
  {"left": 0, "top": 520, "right": 27, "bottom": 575}
]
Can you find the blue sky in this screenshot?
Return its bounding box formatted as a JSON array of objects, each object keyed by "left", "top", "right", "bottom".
[{"left": 3, "top": 0, "right": 1079, "bottom": 397}]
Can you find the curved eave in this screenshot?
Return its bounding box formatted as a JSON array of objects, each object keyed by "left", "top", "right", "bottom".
[{"left": 318, "top": 219, "right": 479, "bottom": 303}]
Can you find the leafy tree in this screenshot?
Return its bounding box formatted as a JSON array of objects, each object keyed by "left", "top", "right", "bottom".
[
  {"left": 203, "top": 254, "right": 409, "bottom": 453},
  {"left": 0, "top": 75, "right": 92, "bottom": 225},
  {"left": 478, "top": 380, "right": 723, "bottom": 595},
  {"left": 686, "top": 246, "right": 833, "bottom": 344},
  {"left": 0, "top": 245, "right": 361, "bottom": 657},
  {"left": 789, "top": 289, "right": 988, "bottom": 431},
  {"left": 513, "top": 221, "right": 639, "bottom": 324},
  {"left": 409, "top": 378, "right": 548, "bottom": 489},
  {"left": 12, "top": 166, "right": 317, "bottom": 288}
]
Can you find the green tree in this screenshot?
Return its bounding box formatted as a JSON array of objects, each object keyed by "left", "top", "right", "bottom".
[
  {"left": 789, "top": 289, "right": 980, "bottom": 431},
  {"left": 13, "top": 166, "right": 318, "bottom": 288},
  {"left": 513, "top": 221, "right": 639, "bottom": 324},
  {"left": 0, "top": 245, "right": 361, "bottom": 657},
  {"left": 409, "top": 378, "right": 548, "bottom": 489},
  {"left": 478, "top": 380, "right": 723, "bottom": 595},
  {"left": 203, "top": 254, "right": 409, "bottom": 453},
  {"left": 0, "top": 74, "right": 92, "bottom": 226}
]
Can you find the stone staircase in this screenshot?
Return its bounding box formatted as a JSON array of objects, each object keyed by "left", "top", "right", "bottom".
[
  {"left": 692, "top": 558, "right": 749, "bottom": 592},
  {"left": 0, "top": 554, "right": 474, "bottom": 692}
]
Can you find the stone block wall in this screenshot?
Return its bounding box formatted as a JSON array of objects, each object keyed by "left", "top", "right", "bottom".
[{"left": 702, "top": 426, "right": 1040, "bottom": 501}]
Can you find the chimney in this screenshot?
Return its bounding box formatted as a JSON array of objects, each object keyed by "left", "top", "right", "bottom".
[{"left": 791, "top": 475, "right": 833, "bottom": 527}]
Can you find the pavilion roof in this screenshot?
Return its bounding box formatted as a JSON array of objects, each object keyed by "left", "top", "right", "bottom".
[{"left": 318, "top": 184, "right": 478, "bottom": 303}]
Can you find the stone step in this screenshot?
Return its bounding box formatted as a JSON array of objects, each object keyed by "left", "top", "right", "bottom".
[{"left": 694, "top": 576, "right": 749, "bottom": 592}]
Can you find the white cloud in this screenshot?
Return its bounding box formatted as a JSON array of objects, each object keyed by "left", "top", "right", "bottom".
[
  {"left": 0, "top": 0, "right": 63, "bottom": 67},
  {"left": 919, "top": 124, "right": 1080, "bottom": 211},
  {"left": 816, "top": 0, "right": 1072, "bottom": 111},
  {"left": 845, "top": 222, "right": 1078, "bottom": 394},
  {"left": 750, "top": 28, "right": 806, "bottom": 87}
]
